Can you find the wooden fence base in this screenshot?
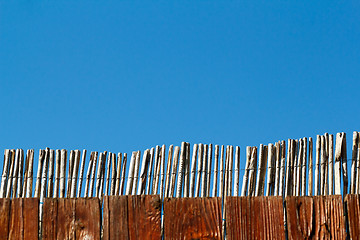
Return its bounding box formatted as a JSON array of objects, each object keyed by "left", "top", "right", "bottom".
[
  {"left": 225, "top": 196, "right": 285, "bottom": 240},
  {"left": 164, "top": 197, "right": 223, "bottom": 240},
  {"left": 103, "top": 195, "right": 161, "bottom": 240}
]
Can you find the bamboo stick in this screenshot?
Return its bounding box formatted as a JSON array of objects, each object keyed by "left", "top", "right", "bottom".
[
  {"left": 47, "top": 149, "right": 54, "bottom": 198},
  {"left": 274, "top": 141, "right": 281, "bottom": 196},
  {"left": 176, "top": 142, "right": 186, "bottom": 198},
  {"left": 195, "top": 144, "right": 203, "bottom": 197},
  {"left": 99, "top": 151, "right": 107, "bottom": 199},
  {"left": 89, "top": 151, "right": 98, "bottom": 197},
  {"left": 132, "top": 151, "right": 141, "bottom": 195},
  {"left": 212, "top": 145, "right": 219, "bottom": 197},
  {"left": 169, "top": 146, "right": 180, "bottom": 197},
  {"left": 234, "top": 146, "right": 240, "bottom": 196},
  {"left": 341, "top": 132, "right": 348, "bottom": 195},
  {"left": 324, "top": 133, "right": 329, "bottom": 195},
  {"left": 125, "top": 152, "right": 136, "bottom": 195},
  {"left": 16, "top": 149, "right": 24, "bottom": 198},
  {"left": 66, "top": 150, "right": 74, "bottom": 198},
  {"left": 255, "top": 144, "right": 267, "bottom": 196},
  {"left": 265, "top": 144, "right": 274, "bottom": 196},
  {"left": 138, "top": 150, "right": 150, "bottom": 195},
  {"left": 328, "top": 135, "right": 334, "bottom": 195},
  {"left": 334, "top": 133, "right": 343, "bottom": 195},
  {"left": 25, "top": 149, "right": 34, "bottom": 198},
  {"left": 241, "top": 146, "right": 251, "bottom": 196},
  {"left": 146, "top": 148, "right": 155, "bottom": 194},
  {"left": 84, "top": 152, "right": 94, "bottom": 197},
  {"left": 22, "top": 150, "right": 29, "bottom": 198},
  {"left": 279, "top": 141, "right": 286, "bottom": 196},
  {"left": 295, "top": 140, "right": 302, "bottom": 196},
  {"left": 34, "top": 150, "right": 45, "bottom": 198},
  {"left": 206, "top": 144, "right": 213, "bottom": 197},
  {"left": 59, "top": 149, "right": 67, "bottom": 198},
  {"left": 201, "top": 144, "right": 208, "bottom": 197},
  {"left": 223, "top": 146, "right": 229, "bottom": 197},
  {"left": 159, "top": 145, "right": 166, "bottom": 198},
  {"left": 77, "top": 150, "right": 87, "bottom": 198},
  {"left": 11, "top": 149, "right": 20, "bottom": 198},
  {"left": 293, "top": 140, "right": 299, "bottom": 196},
  {"left": 219, "top": 145, "right": 225, "bottom": 198},
  {"left": 110, "top": 153, "right": 116, "bottom": 196},
  {"left": 0, "top": 150, "right": 11, "bottom": 198},
  {"left": 285, "top": 140, "right": 292, "bottom": 197},
  {"left": 189, "top": 144, "right": 198, "bottom": 198},
  {"left": 320, "top": 135, "right": 325, "bottom": 195},
  {"left": 70, "top": 150, "right": 80, "bottom": 198},
  {"left": 301, "top": 138, "right": 307, "bottom": 196},
  {"left": 247, "top": 147, "right": 257, "bottom": 196},
  {"left": 146, "top": 148, "right": 154, "bottom": 195},
  {"left": 105, "top": 152, "right": 112, "bottom": 196},
  {"left": 184, "top": 143, "right": 191, "bottom": 198},
  {"left": 120, "top": 153, "right": 127, "bottom": 195},
  {"left": 40, "top": 148, "right": 49, "bottom": 201},
  {"left": 228, "top": 146, "right": 234, "bottom": 196},
  {"left": 53, "top": 150, "right": 61, "bottom": 198},
  {"left": 314, "top": 135, "right": 320, "bottom": 196},
  {"left": 164, "top": 145, "right": 174, "bottom": 198},
  {"left": 308, "top": 138, "right": 313, "bottom": 196},
  {"left": 152, "top": 146, "right": 161, "bottom": 194},
  {"left": 351, "top": 131, "right": 358, "bottom": 194},
  {"left": 5, "top": 150, "right": 15, "bottom": 198},
  {"left": 115, "top": 153, "right": 122, "bottom": 196},
  {"left": 96, "top": 152, "right": 105, "bottom": 197}
]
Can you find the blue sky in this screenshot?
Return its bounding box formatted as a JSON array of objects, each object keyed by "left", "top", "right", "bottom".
[{"left": 1, "top": 1, "right": 359, "bottom": 174}]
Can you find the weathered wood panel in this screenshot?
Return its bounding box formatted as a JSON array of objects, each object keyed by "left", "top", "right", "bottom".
[
  {"left": 103, "top": 195, "right": 161, "bottom": 240},
  {"left": 42, "top": 198, "right": 100, "bottom": 240},
  {"left": 345, "top": 194, "right": 360, "bottom": 239},
  {"left": 103, "top": 196, "right": 129, "bottom": 240},
  {"left": 164, "top": 197, "right": 222, "bottom": 240},
  {"left": 9, "top": 198, "right": 39, "bottom": 240},
  {"left": 0, "top": 198, "right": 10, "bottom": 239},
  {"left": 225, "top": 196, "right": 285, "bottom": 240},
  {"left": 286, "top": 195, "right": 346, "bottom": 239}
]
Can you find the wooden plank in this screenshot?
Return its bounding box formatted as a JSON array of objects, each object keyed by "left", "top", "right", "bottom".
[
  {"left": 286, "top": 195, "right": 346, "bottom": 239},
  {"left": 42, "top": 198, "right": 100, "bottom": 240},
  {"left": 103, "top": 196, "right": 129, "bottom": 240},
  {"left": 128, "top": 195, "right": 161, "bottom": 239},
  {"left": 103, "top": 195, "right": 161, "bottom": 240},
  {"left": 345, "top": 194, "right": 360, "bottom": 239},
  {"left": 0, "top": 198, "right": 10, "bottom": 239},
  {"left": 9, "top": 198, "right": 39, "bottom": 240},
  {"left": 225, "top": 196, "right": 285, "bottom": 239},
  {"left": 164, "top": 197, "right": 222, "bottom": 239}
]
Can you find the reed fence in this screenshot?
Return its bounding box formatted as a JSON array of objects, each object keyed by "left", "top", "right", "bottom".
[{"left": 1, "top": 130, "right": 360, "bottom": 239}]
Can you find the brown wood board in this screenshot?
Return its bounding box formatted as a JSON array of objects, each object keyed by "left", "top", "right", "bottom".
[
  {"left": 9, "top": 198, "right": 39, "bottom": 240},
  {"left": 42, "top": 198, "right": 100, "bottom": 240},
  {"left": 286, "top": 195, "right": 346, "bottom": 239},
  {"left": 164, "top": 197, "right": 222, "bottom": 240},
  {"left": 103, "top": 195, "right": 161, "bottom": 240},
  {"left": 0, "top": 198, "right": 10, "bottom": 239},
  {"left": 345, "top": 194, "right": 360, "bottom": 239},
  {"left": 225, "top": 196, "right": 285, "bottom": 240}
]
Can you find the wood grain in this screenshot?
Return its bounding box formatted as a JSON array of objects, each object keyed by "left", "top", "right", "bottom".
[
  {"left": 345, "top": 194, "right": 360, "bottom": 239},
  {"left": 164, "top": 197, "right": 222, "bottom": 240},
  {"left": 0, "top": 198, "right": 10, "bottom": 239},
  {"left": 103, "top": 195, "right": 161, "bottom": 240},
  {"left": 9, "top": 198, "right": 39, "bottom": 240},
  {"left": 225, "top": 196, "right": 285, "bottom": 240},
  {"left": 286, "top": 195, "right": 346, "bottom": 239},
  {"left": 42, "top": 198, "right": 100, "bottom": 240}
]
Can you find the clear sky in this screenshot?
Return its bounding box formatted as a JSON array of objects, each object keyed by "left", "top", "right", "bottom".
[{"left": 1, "top": 1, "right": 359, "bottom": 171}]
